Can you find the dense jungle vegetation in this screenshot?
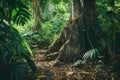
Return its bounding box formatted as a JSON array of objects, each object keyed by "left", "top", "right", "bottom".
[{"left": 0, "top": 0, "right": 120, "bottom": 80}]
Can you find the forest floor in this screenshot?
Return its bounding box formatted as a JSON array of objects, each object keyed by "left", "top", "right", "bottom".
[{"left": 28, "top": 49, "right": 112, "bottom": 80}]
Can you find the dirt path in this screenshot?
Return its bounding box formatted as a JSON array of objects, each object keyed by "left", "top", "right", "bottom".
[{"left": 28, "top": 49, "right": 110, "bottom": 80}]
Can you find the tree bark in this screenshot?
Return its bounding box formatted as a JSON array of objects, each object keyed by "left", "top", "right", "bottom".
[
  {"left": 33, "top": 0, "right": 42, "bottom": 32},
  {"left": 48, "top": 0, "right": 102, "bottom": 63}
]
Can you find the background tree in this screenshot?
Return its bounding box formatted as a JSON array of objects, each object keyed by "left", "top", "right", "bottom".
[
  {"left": 96, "top": 0, "right": 120, "bottom": 61},
  {"left": 32, "top": 0, "right": 42, "bottom": 32}
]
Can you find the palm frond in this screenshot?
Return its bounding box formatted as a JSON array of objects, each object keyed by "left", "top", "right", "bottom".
[
  {"left": 82, "top": 49, "right": 99, "bottom": 61},
  {"left": 0, "top": 21, "right": 36, "bottom": 79}
]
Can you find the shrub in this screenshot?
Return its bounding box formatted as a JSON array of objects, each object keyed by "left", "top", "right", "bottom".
[{"left": 0, "top": 21, "right": 36, "bottom": 80}]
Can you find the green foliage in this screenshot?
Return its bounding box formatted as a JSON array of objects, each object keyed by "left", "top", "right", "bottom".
[
  {"left": 51, "top": 0, "right": 71, "bottom": 4},
  {"left": 74, "top": 49, "right": 99, "bottom": 67},
  {"left": 82, "top": 49, "right": 99, "bottom": 61},
  {"left": 73, "top": 60, "right": 86, "bottom": 67},
  {"left": 39, "top": 0, "right": 48, "bottom": 10},
  {"left": 51, "top": 0, "right": 61, "bottom": 4},
  {"left": 0, "top": 58, "right": 28, "bottom": 80},
  {"left": 0, "top": 21, "right": 36, "bottom": 80},
  {"left": 96, "top": 0, "right": 120, "bottom": 48},
  {"left": 12, "top": 5, "right": 31, "bottom": 25},
  {"left": 15, "top": 1, "right": 70, "bottom": 48},
  {"left": 94, "top": 59, "right": 104, "bottom": 73},
  {"left": 0, "top": 0, "right": 31, "bottom": 25},
  {"left": 96, "top": 2, "right": 120, "bottom": 77}
]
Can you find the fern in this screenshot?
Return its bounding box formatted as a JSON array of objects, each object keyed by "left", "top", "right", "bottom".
[{"left": 82, "top": 49, "right": 99, "bottom": 62}]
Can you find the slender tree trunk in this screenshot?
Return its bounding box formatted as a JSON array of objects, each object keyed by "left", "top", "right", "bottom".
[
  {"left": 33, "top": 0, "right": 42, "bottom": 32},
  {"left": 48, "top": 0, "right": 101, "bottom": 63}
]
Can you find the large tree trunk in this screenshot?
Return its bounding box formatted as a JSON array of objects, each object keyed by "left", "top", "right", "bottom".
[{"left": 47, "top": 0, "right": 101, "bottom": 63}]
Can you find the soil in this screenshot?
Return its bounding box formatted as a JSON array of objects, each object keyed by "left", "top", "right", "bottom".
[{"left": 28, "top": 49, "right": 115, "bottom": 80}]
